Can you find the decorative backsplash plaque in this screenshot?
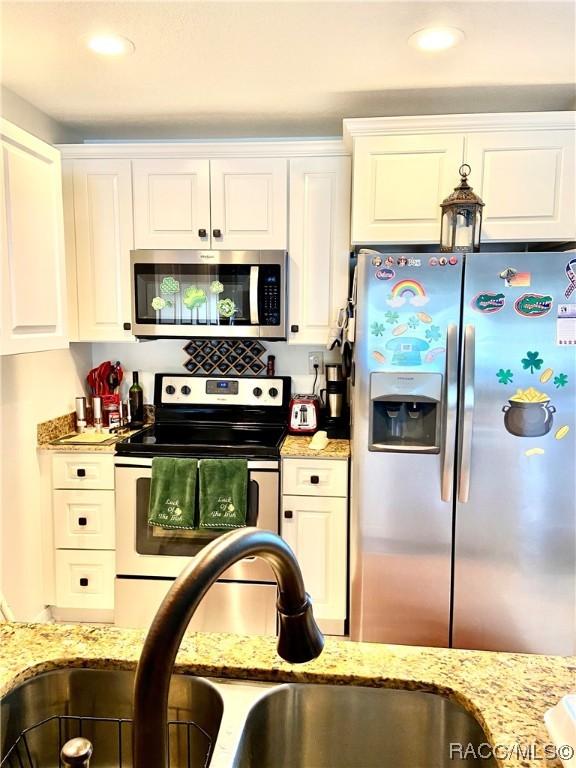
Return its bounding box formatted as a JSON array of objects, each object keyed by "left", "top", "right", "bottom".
[{"left": 183, "top": 339, "right": 267, "bottom": 376}]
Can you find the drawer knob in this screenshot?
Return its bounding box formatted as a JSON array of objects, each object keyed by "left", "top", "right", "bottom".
[
  {"left": 198, "top": 228, "right": 207, "bottom": 238},
  {"left": 79, "top": 577, "right": 89, "bottom": 587},
  {"left": 213, "top": 228, "right": 222, "bottom": 238},
  {"left": 78, "top": 517, "right": 87, "bottom": 527},
  {"left": 310, "top": 475, "right": 320, "bottom": 485},
  {"left": 291, "top": 324, "right": 299, "bottom": 333},
  {"left": 284, "top": 510, "right": 293, "bottom": 519},
  {"left": 76, "top": 468, "right": 86, "bottom": 478},
  {"left": 123, "top": 322, "right": 132, "bottom": 331}
]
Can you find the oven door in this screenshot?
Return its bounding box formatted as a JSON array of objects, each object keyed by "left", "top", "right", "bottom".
[
  {"left": 114, "top": 457, "right": 279, "bottom": 582},
  {"left": 131, "top": 250, "right": 286, "bottom": 339}
]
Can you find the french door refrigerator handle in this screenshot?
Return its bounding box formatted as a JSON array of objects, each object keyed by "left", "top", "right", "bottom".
[
  {"left": 249, "top": 266, "right": 260, "bottom": 324},
  {"left": 441, "top": 323, "right": 458, "bottom": 502},
  {"left": 457, "top": 324, "right": 476, "bottom": 504}
]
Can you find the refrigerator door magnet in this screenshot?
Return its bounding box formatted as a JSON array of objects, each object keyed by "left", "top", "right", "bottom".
[
  {"left": 514, "top": 293, "right": 553, "bottom": 318},
  {"left": 471, "top": 292, "right": 506, "bottom": 313},
  {"left": 564, "top": 258, "right": 576, "bottom": 299}
]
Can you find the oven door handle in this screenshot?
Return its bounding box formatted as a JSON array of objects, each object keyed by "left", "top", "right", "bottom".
[
  {"left": 246, "top": 479, "right": 260, "bottom": 527},
  {"left": 249, "top": 266, "right": 260, "bottom": 325}
]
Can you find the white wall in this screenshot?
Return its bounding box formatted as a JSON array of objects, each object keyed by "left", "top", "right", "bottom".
[
  {"left": 90, "top": 340, "right": 340, "bottom": 403},
  {"left": 0, "top": 89, "right": 88, "bottom": 619}
]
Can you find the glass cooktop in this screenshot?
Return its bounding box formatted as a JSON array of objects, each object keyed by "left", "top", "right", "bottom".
[{"left": 116, "top": 423, "right": 286, "bottom": 458}]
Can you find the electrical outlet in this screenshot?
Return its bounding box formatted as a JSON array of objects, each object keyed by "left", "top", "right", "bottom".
[{"left": 308, "top": 351, "right": 324, "bottom": 374}]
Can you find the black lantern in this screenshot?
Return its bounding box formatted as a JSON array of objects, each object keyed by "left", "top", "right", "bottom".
[{"left": 440, "top": 164, "right": 484, "bottom": 252}]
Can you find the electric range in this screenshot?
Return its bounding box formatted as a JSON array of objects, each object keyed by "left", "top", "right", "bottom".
[
  {"left": 116, "top": 373, "right": 291, "bottom": 458},
  {"left": 113, "top": 373, "right": 291, "bottom": 637}
]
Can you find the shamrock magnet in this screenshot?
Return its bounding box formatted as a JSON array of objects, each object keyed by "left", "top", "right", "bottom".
[{"left": 521, "top": 351, "right": 544, "bottom": 374}]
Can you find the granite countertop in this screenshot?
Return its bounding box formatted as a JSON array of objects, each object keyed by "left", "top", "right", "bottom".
[
  {"left": 281, "top": 434, "right": 350, "bottom": 458},
  {"left": 1, "top": 623, "right": 574, "bottom": 768},
  {"left": 38, "top": 430, "right": 142, "bottom": 454}
]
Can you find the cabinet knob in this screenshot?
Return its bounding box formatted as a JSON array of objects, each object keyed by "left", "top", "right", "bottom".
[
  {"left": 79, "top": 577, "right": 89, "bottom": 587},
  {"left": 78, "top": 517, "right": 87, "bottom": 527},
  {"left": 290, "top": 325, "right": 299, "bottom": 333},
  {"left": 284, "top": 510, "right": 293, "bottom": 519},
  {"left": 123, "top": 322, "right": 132, "bottom": 331},
  {"left": 76, "top": 468, "right": 86, "bottom": 478},
  {"left": 310, "top": 475, "right": 320, "bottom": 485},
  {"left": 198, "top": 228, "right": 207, "bottom": 238},
  {"left": 213, "top": 228, "right": 222, "bottom": 238}
]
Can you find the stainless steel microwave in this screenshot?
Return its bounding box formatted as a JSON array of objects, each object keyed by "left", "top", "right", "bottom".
[{"left": 130, "top": 250, "right": 286, "bottom": 339}]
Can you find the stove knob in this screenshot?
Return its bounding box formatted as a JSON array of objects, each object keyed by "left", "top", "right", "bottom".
[
  {"left": 253, "top": 387, "right": 263, "bottom": 398},
  {"left": 165, "top": 385, "right": 176, "bottom": 395},
  {"left": 181, "top": 385, "right": 191, "bottom": 396},
  {"left": 268, "top": 387, "right": 279, "bottom": 398}
]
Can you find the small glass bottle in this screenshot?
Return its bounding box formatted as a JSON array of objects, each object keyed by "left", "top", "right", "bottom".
[
  {"left": 129, "top": 371, "right": 144, "bottom": 428},
  {"left": 266, "top": 355, "right": 276, "bottom": 376}
]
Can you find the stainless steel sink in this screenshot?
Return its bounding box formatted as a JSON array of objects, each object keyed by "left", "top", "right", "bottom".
[
  {"left": 231, "top": 683, "right": 497, "bottom": 768},
  {"left": 1, "top": 672, "right": 497, "bottom": 768},
  {"left": 0, "top": 668, "right": 223, "bottom": 767}
]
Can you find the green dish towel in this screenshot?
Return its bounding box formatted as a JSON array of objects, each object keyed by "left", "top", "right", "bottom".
[
  {"left": 148, "top": 457, "right": 198, "bottom": 529},
  {"left": 199, "top": 458, "right": 248, "bottom": 530}
]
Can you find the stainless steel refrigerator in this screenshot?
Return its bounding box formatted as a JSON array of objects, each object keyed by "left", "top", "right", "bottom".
[{"left": 350, "top": 249, "right": 576, "bottom": 655}]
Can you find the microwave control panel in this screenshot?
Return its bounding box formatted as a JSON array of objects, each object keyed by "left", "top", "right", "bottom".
[{"left": 259, "top": 266, "right": 281, "bottom": 326}]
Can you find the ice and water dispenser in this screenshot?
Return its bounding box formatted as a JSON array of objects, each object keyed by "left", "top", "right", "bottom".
[{"left": 369, "top": 372, "right": 442, "bottom": 453}]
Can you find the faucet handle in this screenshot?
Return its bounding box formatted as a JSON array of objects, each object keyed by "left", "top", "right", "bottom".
[{"left": 61, "top": 737, "right": 93, "bottom": 767}]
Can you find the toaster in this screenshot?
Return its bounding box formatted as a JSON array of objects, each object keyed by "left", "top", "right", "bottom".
[{"left": 288, "top": 395, "right": 321, "bottom": 434}]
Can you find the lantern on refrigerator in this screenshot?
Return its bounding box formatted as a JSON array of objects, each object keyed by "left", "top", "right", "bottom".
[{"left": 440, "top": 164, "right": 484, "bottom": 252}]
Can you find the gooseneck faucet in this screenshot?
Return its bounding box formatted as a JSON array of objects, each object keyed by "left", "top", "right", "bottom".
[{"left": 132, "top": 528, "right": 325, "bottom": 768}]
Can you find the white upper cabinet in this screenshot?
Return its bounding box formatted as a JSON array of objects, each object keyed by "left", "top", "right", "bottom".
[
  {"left": 133, "top": 159, "right": 211, "bottom": 249},
  {"left": 288, "top": 156, "right": 351, "bottom": 344},
  {"left": 210, "top": 158, "right": 287, "bottom": 249},
  {"left": 464, "top": 130, "right": 575, "bottom": 241},
  {"left": 72, "top": 159, "right": 134, "bottom": 341},
  {"left": 345, "top": 112, "right": 576, "bottom": 244},
  {"left": 0, "top": 119, "right": 68, "bottom": 355},
  {"left": 351, "top": 134, "right": 464, "bottom": 244}
]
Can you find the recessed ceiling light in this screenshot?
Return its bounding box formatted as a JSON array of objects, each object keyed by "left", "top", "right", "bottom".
[
  {"left": 86, "top": 34, "right": 135, "bottom": 56},
  {"left": 409, "top": 27, "right": 464, "bottom": 52}
]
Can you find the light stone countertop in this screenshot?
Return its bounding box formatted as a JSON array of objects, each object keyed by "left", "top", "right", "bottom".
[
  {"left": 38, "top": 430, "right": 143, "bottom": 454},
  {"left": 1, "top": 623, "right": 574, "bottom": 768},
  {"left": 280, "top": 435, "right": 350, "bottom": 459}
]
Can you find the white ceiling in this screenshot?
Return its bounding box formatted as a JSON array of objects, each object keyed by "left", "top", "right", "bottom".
[{"left": 1, "top": 1, "right": 575, "bottom": 139}]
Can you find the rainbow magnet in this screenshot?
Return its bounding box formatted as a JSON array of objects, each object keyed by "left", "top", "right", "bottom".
[{"left": 386, "top": 279, "right": 429, "bottom": 308}]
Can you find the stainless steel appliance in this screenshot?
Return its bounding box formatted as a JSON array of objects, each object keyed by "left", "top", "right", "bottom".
[
  {"left": 351, "top": 250, "right": 575, "bottom": 655},
  {"left": 114, "top": 373, "right": 291, "bottom": 635},
  {"left": 322, "top": 363, "right": 349, "bottom": 438},
  {"left": 130, "top": 250, "right": 286, "bottom": 338}
]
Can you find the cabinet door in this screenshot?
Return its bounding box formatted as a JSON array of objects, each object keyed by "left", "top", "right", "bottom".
[
  {"left": 133, "top": 159, "right": 211, "bottom": 249},
  {"left": 465, "top": 130, "right": 576, "bottom": 241},
  {"left": 73, "top": 159, "right": 134, "bottom": 341},
  {"left": 0, "top": 119, "right": 68, "bottom": 354},
  {"left": 288, "top": 157, "right": 351, "bottom": 344},
  {"left": 281, "top": 495, "right": 347, "bottom": 627},
  {"left": 210, "top": 158, "right": 287, "bottom": 249},
  {"left": 352, "top": 134, "right": 465, "bottom": 244}
]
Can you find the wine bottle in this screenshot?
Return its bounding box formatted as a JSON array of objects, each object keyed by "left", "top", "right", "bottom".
[{"left": 129, "top": 371, "right": 144, "bottom": 428}]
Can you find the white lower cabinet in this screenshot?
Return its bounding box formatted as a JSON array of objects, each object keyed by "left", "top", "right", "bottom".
[
  {"left": 51, "top": 453, "right": 115, "bottom": 620},
  {"left": 282, "top": 495, "right": 347, "bottom": 635},
  {"left": 55, "top": 550, "right": 115, "bottom": 610},
  {"left": 281, "top": 456, "right": 349, "bottom": 635}
]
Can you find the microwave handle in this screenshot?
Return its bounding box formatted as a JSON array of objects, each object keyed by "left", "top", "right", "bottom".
[{"left": 250, "top": 266, "right": 260, "bottom": 325}]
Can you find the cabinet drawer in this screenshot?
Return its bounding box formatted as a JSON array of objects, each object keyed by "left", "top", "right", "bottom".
[
  {"left": 55, "top": 550, "right": 115, "bottom": 610},
  {"left": 53, "top": 490, "right": 115, "bottom": 549},
  {"left": 282, "top": 458, "right": 348, "bottom": 497},
  {"left": 52, "top": 454, "right": 114, "bottom": 490}
]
